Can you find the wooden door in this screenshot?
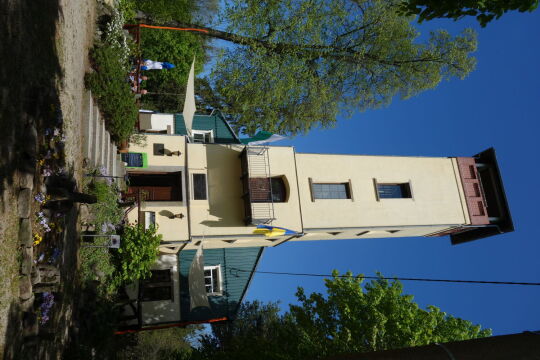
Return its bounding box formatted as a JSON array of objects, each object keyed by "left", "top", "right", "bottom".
[{"left": 128, "top": 172, "right": 182, "bottom": 201}]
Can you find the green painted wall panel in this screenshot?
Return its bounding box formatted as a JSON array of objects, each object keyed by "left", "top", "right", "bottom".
[{"left": 178, "top": 247, "right": 262, "bottom": 322}]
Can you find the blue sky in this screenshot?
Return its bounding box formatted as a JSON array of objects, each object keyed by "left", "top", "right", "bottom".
[{"left": 244, "top": 10, "right": 540, "bottom": 335}]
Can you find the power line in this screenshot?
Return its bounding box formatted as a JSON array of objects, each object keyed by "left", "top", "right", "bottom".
[{"left": 229, "top": 268, "right": 540, "bottom": 286}]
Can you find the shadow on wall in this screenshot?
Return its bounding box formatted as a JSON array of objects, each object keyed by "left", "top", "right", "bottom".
[
  {"left": 201, "top": 145, "right": 245, "bottom": 228},
  {"left": 0, "top": 0, "right": 62, "bottom": 191}
]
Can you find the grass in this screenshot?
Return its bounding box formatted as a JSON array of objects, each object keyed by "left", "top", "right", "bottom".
[{"left": 80, "top": 177, "right": 123, "bottom": 296}]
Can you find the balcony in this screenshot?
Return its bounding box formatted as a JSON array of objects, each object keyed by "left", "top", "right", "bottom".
[{"left": 240, "top": 147, "right": 276, "bottom": 225}]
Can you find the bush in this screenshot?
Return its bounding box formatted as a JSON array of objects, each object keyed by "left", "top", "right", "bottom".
[
  {"left": 86, "top": 45, "right": 138, "bottom": 142},
  {"left": 86, "top": 6, "right": 138, "bottom": 142},
  {"left": 113, "top": 224, "right": 162, "bottom": 286}
]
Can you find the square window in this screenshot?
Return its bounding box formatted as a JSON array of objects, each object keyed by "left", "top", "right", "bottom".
[
  {"left": 153, "top": 143, "right": 165, "bottom": 156},
  {"left": 141, "top": 269, "right": 173, "bottom": 302}
]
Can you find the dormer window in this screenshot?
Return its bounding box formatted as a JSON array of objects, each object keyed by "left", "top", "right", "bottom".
[{"left": 192, "top": 130, "right": 214, "bottom": 143}]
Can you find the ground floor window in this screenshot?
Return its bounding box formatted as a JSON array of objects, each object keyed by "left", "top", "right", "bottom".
[
  {"left": 140, "top": 269, "right": 173, "bottom": 302},
  {"left": 204, "top": 265, "right": 222, "bottom": 296}
]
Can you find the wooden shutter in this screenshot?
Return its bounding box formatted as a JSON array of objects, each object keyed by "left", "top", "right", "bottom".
[{"left": 456, "top": 157, "right": 489, "bottom": 225}]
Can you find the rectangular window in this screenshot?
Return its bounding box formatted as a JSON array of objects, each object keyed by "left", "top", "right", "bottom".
[
  {"left": 192, "top": 130, "right": 214, "bottom": 143},
  {"left": 311, "top": 182, "right": 351, "bottom": 200},
  {"left": 144, "top": 211, "right": 156, "bottom": 230},
  {"left": 193, "top": 174, "right": 207, "bottom": 200},
  {"left": 376, "top": 183, "right": 412, "bottom": 199},
  {"left": 203, "top": 265, "right": 222, "bottom": 295},
  {"left": 141, "top": 269, "right": 173, "bottom": 302}
]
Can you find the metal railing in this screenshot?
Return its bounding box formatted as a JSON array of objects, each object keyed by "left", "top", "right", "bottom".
[{"left": 240, "top": 146, "right": 275, "bottom": 225}]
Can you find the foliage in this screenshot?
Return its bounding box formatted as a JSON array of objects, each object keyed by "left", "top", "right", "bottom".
[
  {"left": 138, "top": 0, "right": 477, "bottom": 136},
  {"left": 196, "top": 272, "right": 491, "bottom": 360},
  {"left": 398, "top": 0, "right": 539, "bottom": 27},
  {"left": 113, "top": 224, "right": 162, "bottom": 286},
  {"left": 117, "top": 326, "right": 203, "bottom": 360},
  {"left": 139, "top": 28, "right": 206, "bottom": 112},
  {"left": 291, "top": 271, "right": 491, "bottom": 357},
  {"left": 86, "top": 179, "right": 123, "bottom": 232},
  {"left": 216, "top": 0, "right": 477, "bottom": 135},
  {"left": 80, "top": 176, "right": 123, "bottom": 295},
  {"left": 197, "top": 301, "right": 299, "bottom": 360},
  {"left": 86, "top": 7, "right": 138, "bottom": 142},
  {"left": 79, "top": 236, "right": 117, "bottom": 295}
]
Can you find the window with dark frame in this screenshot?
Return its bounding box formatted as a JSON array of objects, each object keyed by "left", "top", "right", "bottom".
[
  {"left": 140, "top": 269, "right": 173, "bottom": 302},
  {"left": 377, "top": 183, "right": 412, "bottom": 199},
  {"left": 193, "top": 174, "right": 207, "bottom": 200},
  {"left": 311, "top": 183, "right": 351, "bottom": 200},
  {"left": 250, "top": 177, "right": 287, "bottom": 203}
]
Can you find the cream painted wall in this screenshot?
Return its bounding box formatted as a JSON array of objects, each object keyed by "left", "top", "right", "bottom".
[
  {"left": 125, "top": 202, "right": 189, "bottom": 241},
  {"left": 295, "top": 154, "right": 469, "bottom": 229},
  {"left": 122, "top": 254, "right": 181, "bottom": 326},
  {"left": 187, "top": 144, "right": 303, "bottom": 238},
  {"left": 128, "top": 134, "right": 186, "bottom": 168}
]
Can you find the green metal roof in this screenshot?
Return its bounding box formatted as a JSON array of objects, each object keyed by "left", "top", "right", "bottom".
[{"left": 174, "top": 112, "right": 240, "bottom": 144}]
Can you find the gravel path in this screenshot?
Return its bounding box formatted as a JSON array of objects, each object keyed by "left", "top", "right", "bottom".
[{"left": 0, "top": 0, "right": 96, "bottom": 356}]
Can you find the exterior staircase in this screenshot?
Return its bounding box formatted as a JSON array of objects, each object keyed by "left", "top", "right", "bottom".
[{"left": 83, "top": 90, "right": 126, "bottom": 184}]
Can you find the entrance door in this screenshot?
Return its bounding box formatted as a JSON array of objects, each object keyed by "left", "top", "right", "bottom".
[{"left": 127, "top": 172, "right": 182, "bottom": 201}]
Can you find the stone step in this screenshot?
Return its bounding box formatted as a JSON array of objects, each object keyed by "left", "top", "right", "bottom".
[
  {"left": 83, "top": 92, "right": 94, "bottom": 161},
  {"left": 92, "top": 106, "right": 101, "bottom": 167},
  {"left": 110, "top": 143, "right": 118, "bottom": 178},
  {"left": 100, "top": 119, "right": 107, "bottom": 167}
]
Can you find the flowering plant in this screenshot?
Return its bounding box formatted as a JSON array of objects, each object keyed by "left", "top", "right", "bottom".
[
  {"left": 39, "top": 292, "right": 55, "bottom": 325},
  {"left": 34, "top": 192, "right": 51, "bottom": 205},
  {"left": 36, "top": 212, "right": 52, "bottom": 233},
  {"left": 33, "top": 233, "right": 43, "bottom": 246}
]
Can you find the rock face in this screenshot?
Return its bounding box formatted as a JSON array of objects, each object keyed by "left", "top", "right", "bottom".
[
  {"left": 21, "top": 247, "right": 33, "bottom": 275},
  {"left": 18, "top": 172, "right": 35, "bottom": 191},
  {"left": 19, "top": 218, "right": 33, "bottom": 247},
  {"left": 17, "top": 188, "right": 32, "bottom": 218},
  {"left": 19, "top": 275, "right": 33, "bottom": 301}
]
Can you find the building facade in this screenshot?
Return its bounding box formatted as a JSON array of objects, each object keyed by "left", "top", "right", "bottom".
[{"left": 124, "top": 133, "right": 513, "bottom": 252}]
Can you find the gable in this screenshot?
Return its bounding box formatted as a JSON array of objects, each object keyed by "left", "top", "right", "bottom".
[
  {"left": 178, "top": 247, "right": 263, "bottom": 322},
  {"left": 174, "top": 113, "right": 240, "bottom": 144}
]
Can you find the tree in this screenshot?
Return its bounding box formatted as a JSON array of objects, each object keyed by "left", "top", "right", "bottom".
[
  {"left": 195, "top": 271, "right": 491, "bottom": 360},
  {"left": 113, "top": 224, "right": 162, "bottom": 286},
  {"left": 136, "top": 0, "right": 477, "bottom": 135},
  {"left": 291, "top": 271, "right": 491, "bottom": 357},
  {"left": 399, "top": 0, "right": 539, "bottom": 27}
]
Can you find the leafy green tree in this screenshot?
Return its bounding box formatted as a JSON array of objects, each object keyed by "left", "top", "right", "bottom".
[
  {"left": 291, "top": 271, "right": 491, "bottom": 357},
  {"left": 399, "top": 0, "right": 538, "bottom": 27},
  {"left": 196, "top": 272, "right": 490, "bottom": 360},
  {"left": 136, "top": 0, "right": 477, "bottom": 135},
  {"left": 113, "top": 224, "right": 162, "bottom": 286}
]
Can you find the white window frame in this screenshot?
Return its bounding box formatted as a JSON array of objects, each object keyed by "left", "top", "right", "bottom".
[
  {"left": 144, "top": 211, "right": 156, "bottom": 230},
  {"left": 191, "top": 173, "right": 209, "bottom": 201},
  {"left": 203, "top": 265, "right": 222, "bottom": 296},
  {"left": 191, "top": 130, "right": 214, "bottom": 143}
]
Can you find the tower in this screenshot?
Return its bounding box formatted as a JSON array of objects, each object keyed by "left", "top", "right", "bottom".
[{"left": 124, "top": 132, "right": 513, "bottom": 252}]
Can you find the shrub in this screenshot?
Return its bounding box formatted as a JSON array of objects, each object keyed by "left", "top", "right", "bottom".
[
  {"left": 86, "top": 45, "right": 138, "bottom": 142},
  {"left": 113, "top": 224, "right": 162, "bottom": 286},
  {"left": 86, "top": 6, "right": 138, "bottom": 142}
]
